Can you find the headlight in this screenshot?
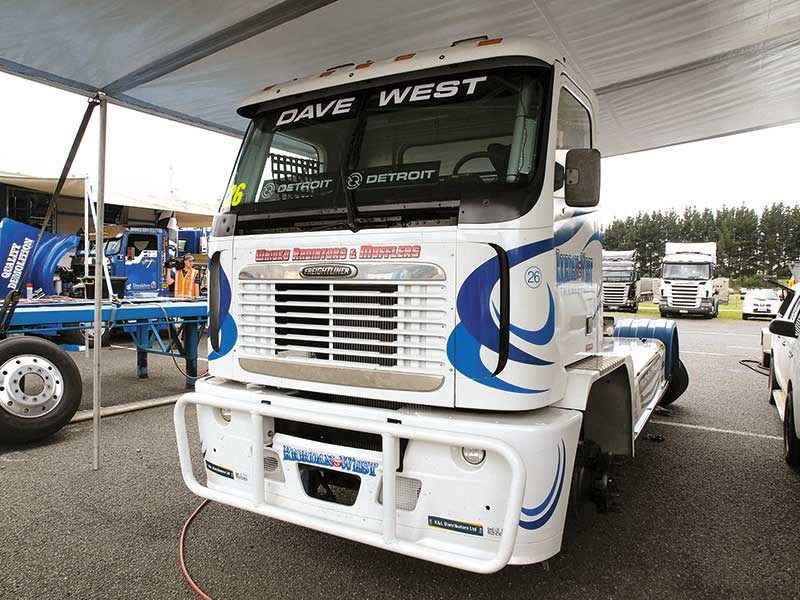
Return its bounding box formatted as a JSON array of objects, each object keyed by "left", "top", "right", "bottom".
[
  {"left": 219, "top": 408, "right": 232, "bottom": 422},
  {"left": 461, "top": 447, "right": 486, "bottom": 465}
]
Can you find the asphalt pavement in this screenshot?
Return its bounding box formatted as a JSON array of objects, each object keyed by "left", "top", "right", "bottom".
[{"left": 1, "top": 318, "right": 798, "bottom": 599}]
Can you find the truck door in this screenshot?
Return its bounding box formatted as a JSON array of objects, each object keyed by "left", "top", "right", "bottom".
[
  {"left": 774, "top": 297, "right": 800, "bottom": 390},
  {"left": 124, "top": 232, "right": 160, "bottom": 296}
]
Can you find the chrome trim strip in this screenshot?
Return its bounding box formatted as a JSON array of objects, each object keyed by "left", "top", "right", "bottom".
[
  {"left": 238, "top": 358, "right": 445, "bottom": 392},
  {"left": 239, "top": 261, "right": 445, "bottom": 281}
]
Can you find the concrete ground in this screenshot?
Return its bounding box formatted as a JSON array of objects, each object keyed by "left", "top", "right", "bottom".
[{"left": 1, "top": 319, "right": 798, "bottom": 599}]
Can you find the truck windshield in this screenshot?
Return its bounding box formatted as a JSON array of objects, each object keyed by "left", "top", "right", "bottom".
[
  {"left": 663, "top": 263, "right": 710, "bottom": 280},
  {"left": 224, "top": 66, "right": 548, "bottom": 231},
  {"left": 603, "top": 268, "right": 634, "bottom": 282}
]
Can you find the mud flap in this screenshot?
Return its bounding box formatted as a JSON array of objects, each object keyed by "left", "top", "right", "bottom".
[{"left": 660, "top": 358, "right": 689, "bottom": 405}]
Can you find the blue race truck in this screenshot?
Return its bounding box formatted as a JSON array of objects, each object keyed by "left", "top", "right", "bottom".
[{"left": 0, "top": 217, "right": 208, "bottom": 300}]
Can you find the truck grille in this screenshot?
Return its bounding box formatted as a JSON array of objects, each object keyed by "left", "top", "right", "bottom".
[
  {"left": 603, "top": 283, "right": 628, "bottom": 305},
  {"left": 669, "top": 283, "right": 700, "bottom": 308},
  {"left": 238, "top": 280, "right": 449, "bottom": 373}
]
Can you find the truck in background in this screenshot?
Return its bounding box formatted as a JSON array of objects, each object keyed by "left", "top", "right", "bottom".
[
  {"left": 602, "top": 250, "right": 639, "bottom": 312},
  {"left": 659, "top": 242, "right": 718, "bottom": 318},
  {"left": 70, "top": 224, "right": 209, "bottom": 299},
  {"left": 0, "top": 216, "right": 208, "bottom": 345},
  {"left": 175, "top": 36, "right": 689, "bottom": 573}
]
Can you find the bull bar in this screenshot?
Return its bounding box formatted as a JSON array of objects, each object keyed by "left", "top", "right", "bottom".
[{"left": 174, "top": 392, "right": 528, "bottom": 574}]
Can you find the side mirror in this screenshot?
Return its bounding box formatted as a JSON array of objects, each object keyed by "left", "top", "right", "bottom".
[
  {"left": 769, "top": 318, "right": 797, "bottom": 338},
  {"left": 565, "top": 148, "right": 601, "bottom": 207},
  {"left": 126, "top": 247, "right": 136, "bottom": 260}
]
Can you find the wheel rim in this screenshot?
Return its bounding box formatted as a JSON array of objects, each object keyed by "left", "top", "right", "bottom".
[{"left": 0, "top": 354, "right": 65, "bottom": 419}]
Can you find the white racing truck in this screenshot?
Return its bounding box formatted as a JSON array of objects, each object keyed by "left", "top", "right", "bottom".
[
  {"left": 175, "top": 36, "right": 689, "bottom": 573},
  {"left": 659, "top": 242, "right": 719, "bottom": 318},
  {"left": 602, "top": 250, "right": 640, "bottom": 312}
]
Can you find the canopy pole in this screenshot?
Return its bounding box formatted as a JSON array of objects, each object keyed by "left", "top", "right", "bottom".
[
  {"left": 93, "top": 94, "right": 107, "bottom": 471},
  {"left": 83, "top": 179, "right": 90, "bottom": 356}
]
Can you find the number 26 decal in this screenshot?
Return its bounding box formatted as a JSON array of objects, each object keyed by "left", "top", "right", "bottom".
[
  {"left": 525, "top": 266, "right": 542, "bottom": 289},
  {"left": 230, "top": 182, "right": 247, "bottom": 206}
]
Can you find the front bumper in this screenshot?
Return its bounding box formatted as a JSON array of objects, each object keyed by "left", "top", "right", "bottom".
[
  {"left": 604, "top": 299, "right": 637, "bottom": 310},
  {"left": 175, "top": 378, "right": 581, "bottom": 573},
  {"left": 660, "top": 301, "right": 714, "bottom": 315}
]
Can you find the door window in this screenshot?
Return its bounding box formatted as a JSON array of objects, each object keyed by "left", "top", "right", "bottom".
[
  {"left": 554, "top": 89, "right": 591, "bottom": 198},
  {"left": 126, "top": 234, "right": 158, "bottom": 258}
]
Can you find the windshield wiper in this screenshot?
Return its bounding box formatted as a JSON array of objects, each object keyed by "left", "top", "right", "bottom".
[{"left": 339, "top": 167, "right": 359, "bottom": 233}]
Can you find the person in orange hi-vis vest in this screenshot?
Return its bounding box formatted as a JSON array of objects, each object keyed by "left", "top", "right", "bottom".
[{"left": 167, "top": 254, "right": 200, "bottom": 298}]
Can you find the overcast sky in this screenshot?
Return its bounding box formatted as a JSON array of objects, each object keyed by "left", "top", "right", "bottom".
[{"left": 0, "top": 71, "right": 797, "bottom": 224}]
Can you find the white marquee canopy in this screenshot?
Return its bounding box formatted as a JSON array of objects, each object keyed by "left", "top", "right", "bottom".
[{"left": 1, "top": 0, "right": 798, "bottom": 157}]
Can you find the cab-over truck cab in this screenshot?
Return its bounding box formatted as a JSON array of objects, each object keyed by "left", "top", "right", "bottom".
[{"left": 175, "top": 36, "right": 687, "bottom": 573}]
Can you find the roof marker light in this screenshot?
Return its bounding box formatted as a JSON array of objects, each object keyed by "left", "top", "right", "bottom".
[
  {"left": 394, "top": 53, "right": 416, "bottom": 61},
  {"left": 355, "top": 61, "right": 374, "bottom": 69},
  {"left": 262, "top": 84, "right": 276, "bottom": 91},
  {"left": 319, "top": 70, "right": 335, "bottom": 77},
  {"left": 478, "top": 37, "right": 503, "bottom": 46}
]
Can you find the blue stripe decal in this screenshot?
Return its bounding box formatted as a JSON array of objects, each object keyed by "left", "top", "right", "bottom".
[
  {"left": 582, "top": 230, "right": 603, "bottom": 250},
  {"left": 447, "top": 238, "right": 556, "bottom": 394},
  {"left": 519, "top": 439, "right": 566, "bottom": 530},
  {"left": 492, "top": 285, "right": 556, "bottom": 347},
  {"left": 208, "top": 267, "right": 238, "bottom": 360}
]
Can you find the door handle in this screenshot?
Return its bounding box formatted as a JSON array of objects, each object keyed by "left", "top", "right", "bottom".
[{"left": 488, "top": 243, "right": 509, "bottom": 376}]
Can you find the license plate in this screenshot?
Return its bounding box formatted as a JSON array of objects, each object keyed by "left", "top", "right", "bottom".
[
  {"left": 609, "top": 306, "right": 618, "bottom": 310},
  {"left": 679, "top": 309, "right": 688, "bottom": 313}
]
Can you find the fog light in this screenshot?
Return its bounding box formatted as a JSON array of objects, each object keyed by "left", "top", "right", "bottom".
[{"left": 461, "top": 447, "right": 486, "bottom": 465}]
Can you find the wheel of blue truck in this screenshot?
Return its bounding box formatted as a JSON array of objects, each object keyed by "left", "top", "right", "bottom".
[
  {"left": 784, "top": 391, "right": 800, "bottom": 468},
  {"left": 62, "top": 324, "right": 112, "bottom": 348},
  {"left": 768, "top": 358, "right": 778, "bottom": 405},
  {"left": 0, "top": 337, "right": 82, "bottom": 444}
]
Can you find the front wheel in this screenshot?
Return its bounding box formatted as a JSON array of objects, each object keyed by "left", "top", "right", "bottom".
[
  {"left": 0, "top": 337, "right": 82, "bottom": 444},
  {"left": 784, "top": 391, "right": 800, "bottom": 468}
]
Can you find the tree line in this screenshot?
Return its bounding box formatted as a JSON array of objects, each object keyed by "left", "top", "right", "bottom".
[{"left": 601, "top": 203, "right": 800, "bottom": 280}]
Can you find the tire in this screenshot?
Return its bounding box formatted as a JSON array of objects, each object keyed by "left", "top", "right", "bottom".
[
  {"left": 659, "top": 310, "right": 668, "bottom": 318},
  {"left": 62, "top": 324, "right": 112, "bottom": 348},
  {"left": 768, "top": 358, "right": 778, "bottom": 405},
  {"left": 742, "top": 314, "right": 749, "bottom": 320},
  {"left": 661, "top": 358, "right": 689, "bottom": 405},
  {"left": 784, "top": 390, "right": 800, "bottom": 468},
  {"left": 0, "top": 337, "right": 82, "bottom": 444}
]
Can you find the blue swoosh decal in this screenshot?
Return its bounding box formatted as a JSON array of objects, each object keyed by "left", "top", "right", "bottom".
[
  {"left": 492, "top": 285, "right": 556, "bottom": 347},
  {"left": 447, "top": 238, "right": 556, "bottom": 392},
  {"left": 209, "top": 266, "right": 238, "bottom": 360},
  {"left": 446, "top": 325, "right": 549, "bottom": 394},
  {"left": 519, "top": 439, "right": 566, "bottom": 530},
  {"left": 455, "top": 238, "right": 554, "bottom": 365},
  {"left": 582, "top": 230, "right": 602, "bottom": 250}
]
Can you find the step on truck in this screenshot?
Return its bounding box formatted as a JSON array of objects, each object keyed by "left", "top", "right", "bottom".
[
  {"left": 659, "top": 241, "right": 719, "bottom": 318},
  {"left": 175, "top": 36, "right": 689, "bottom": 573},
  {"left": 602, "top": 250, "right": 640, "bottom": 312}
]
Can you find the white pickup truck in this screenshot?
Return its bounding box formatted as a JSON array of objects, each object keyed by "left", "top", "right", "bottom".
[{"left": 175, "top": 36, "right": 689, "bottom": 573}]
